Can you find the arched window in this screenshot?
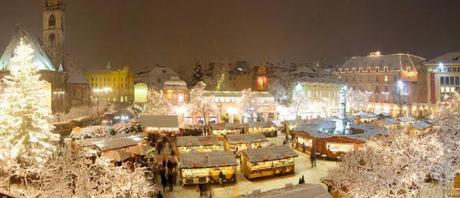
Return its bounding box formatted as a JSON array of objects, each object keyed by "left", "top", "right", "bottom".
[
  {"left": 49, "top": 33, "right": 55, "bottom": 46},
  {"left": 49, "top": 15, "right": 56, "bottom": 27}
]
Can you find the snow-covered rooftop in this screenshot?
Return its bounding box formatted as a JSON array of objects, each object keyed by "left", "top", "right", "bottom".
[
  {"left": 413, "top": 121, "right": 431, "bottom": 130},
  {"left": 424, "top": 52, "right": 460, "bottom": 65},
  {"left": 294, "top": 119, "right": 387, "bottom": 141},
  {"left": 66, "top": 57, "right": 88, "bottom": 84},
  {"left": 341, "top": 52, "right": 425, "bottom": 70},
  {"left": 163, "top": 76, "right": 187, "bottom": 87},
  {"left": 135, "top": 65, "right": 180, "bottom": 89},
  {"left": 0, "top": 28, "right": 56, "bottom": 71}
]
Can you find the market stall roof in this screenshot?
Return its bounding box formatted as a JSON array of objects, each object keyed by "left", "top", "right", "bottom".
[
  {"left": 225, "top": 133, "right": 268, "bottom": 144},
  {"left": 353, "top": 112, "right": 376, "bottom": 119},
  {"left": 140, "top": 115, "right": 178, "bottom": 129},
  {"left": 77, "top": 133, "right": 143, "bottom": 152},
  {"left": 413, "top": 121, "right": 431, "bottom": 130},
  {"left": 398, "top": 116, "right": 416, "bottom": 123},
  {"left": 246, "top": 121, "right": 276, "bottom": 128},
  {"left": 382, "top": 118, "right": 397, "bottom": 126},
  {"left": 210, "top": 123, "right": 245, "bottom": 130},
  {"left": 180, "top": 151, "right": 238, "bottom": 169},
  {"left": 243, "top": 145, "right": 298, "bottom": 163},
  {"left": 124, "top": 144, "right": 154, "bottom": 156},
  {"left": 240, "top": 184, "right": 331, "bottom": 198},
  {"left": 101, "top": 150, "right": 132, "bottom": 162},
  {"left": 176, "top": 136, "right": 223, "bottom": 147},
  {"left": 293, "top": 119, "right": 387, "bottom": 141}
]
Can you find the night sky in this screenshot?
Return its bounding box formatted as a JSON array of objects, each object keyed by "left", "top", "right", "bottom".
[{"left": 1, "top": 0, "right": 460, "bottom": 74}]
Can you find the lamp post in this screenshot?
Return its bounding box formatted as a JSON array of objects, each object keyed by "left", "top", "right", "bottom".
[{"left": 93, "top": 87, "right": 112, "bottom": 115}]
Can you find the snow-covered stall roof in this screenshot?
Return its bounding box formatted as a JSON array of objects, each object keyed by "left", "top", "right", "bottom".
[
  {"left": 76, "top": 133, "right": 143, "bottom": 151},
  {"left": 294, "top": 119, "right": 387, "bottom": 141},
  {"left": 180, "top": 151, "right": 238, "bottom": 169},
  {"left": 176, "top": 136, "right": 223, "bottom": 147},
  {"left": 225, "top": 133, "right": 268, "bottom": 144},
  {"left": 398, "top": 116, "right": 416, "bottom": 123},
  {"left": 340, "top": 52, "right": 425, "bottom": 71},
  {"left": 243, "top": 145, "right": 298, "bottom": 163},
  {"left": 139, "top": 115, "right": 179, "bottom": 129},
  {"left": 246, "top": 121, "right": 276, "bottom": 128},
  {"left": 240, "top": 183, "right": 332, "bottom": 198},
  {"left": 354, "top": 112, "right": 377, "bottom": 119},
  {"left": 413, "top": 121, "right": 431, "bottom": 130},
  {"left": 210, "top": 123, "right": 245, "bottom": 130},
  {"left": 0, "top": 28, "right": 56, "bottom": 71},
  {"left": 425, "top": 52, "right": 460, "bottom": 65}
]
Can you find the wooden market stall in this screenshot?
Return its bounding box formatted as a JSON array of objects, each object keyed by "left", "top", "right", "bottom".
[
  {"left": 210, "top": 123, "right": 245, "bottom": 136},
  {"left": 140, "top": 115, "right": 179, "bottom": 134},
  {"left": 223, "top": 133, "right": 269, "bottom": 156},
  {"left": 291, "top": 131, "right": 315, "bottom": 154},
  {"left": 240, "top": 145, "right": 298, "bottom": 180},
  {"left": 176, "top": 136, "right": 224, "bottom": 154},
  {"left": 245, "top": 121, "right": 278, "bottom": 137},
  {"left": 74, "top": 133, "right": 152, "bottom": 162},
  {"left": 179, "top": 151, "right": 238, "bottom": 185}
]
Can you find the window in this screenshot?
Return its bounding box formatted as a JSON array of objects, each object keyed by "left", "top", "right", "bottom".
[
  {"left": 375, "top": 67, "right": 380, "bottom": 72},
  {"left": 456, "top": 77, "right": 459, "bottom": 85},
  {"left": 446, "top": 77, "right": 450, "bottom": 85},
  {"left": 376, "top": 76, "right": 379, "bottom": 83},
  {"left": 48, "top": 33, "right": 55, "bottom": 46},
  {"left": 375, "top": 85, "right": 380, "bottom": 93},
  {"left": 48, "top": 15, "right": 56, "bottom": 27},
  {"left": 450, "top": 77, "right": 455, "bottom": 85},
  {"left": 441, "top": 77, "right": 445, "bottom": 85},
  {"left": 384, "top": 75, "right": 388, "bottom": 82}
]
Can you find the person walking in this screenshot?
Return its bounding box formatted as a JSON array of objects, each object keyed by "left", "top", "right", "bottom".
[{"left": 310, "top": 153, "right": 317, "bottom": 168}]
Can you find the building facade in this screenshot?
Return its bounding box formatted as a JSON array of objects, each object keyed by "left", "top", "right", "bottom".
[
  {"left": 84, "top": 65, "right": 134, "bottom": 103},
  {"left": 201, "top": 91, "right": 277, "bottom": 123},
  {"left": 162, "top": 76, "right": 189, "bottom": 105},
  {"left": 424, "top": 52, "right": 460, "bottom": 104},
  {"left": 338, "top": 51, "right": 429, "bottom": 117}
]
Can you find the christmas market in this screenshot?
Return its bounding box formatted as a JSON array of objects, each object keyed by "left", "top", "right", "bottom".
[
  {"left": 139, "top": 114, "right": 179, "bottom": 134},
  {"left": 223, "top": 133, "right": 269, "bottom": 156},
  {"left": 176, "top": 136, "right": 224, "bottom": 153},
  {"left": 179, "top": 151, "right": 238, "bottom": 185},
  {"left": 240, "top": 145, "right": 298, "bottom": 180}
]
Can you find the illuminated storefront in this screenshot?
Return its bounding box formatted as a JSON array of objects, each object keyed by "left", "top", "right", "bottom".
[
  {"left": 176, "top": 136, "right": 224, "bottom": 153},
  {"left": 179, "top": 151, "right": 238, "bottom": 185}
]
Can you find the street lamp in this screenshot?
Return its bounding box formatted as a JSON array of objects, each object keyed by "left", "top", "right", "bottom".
[
  {"left": 397, "top": 80, "right": 404, "bottom": 116},
  {"left": 93, "top": 87, "right": 112, "bottom": 115}
]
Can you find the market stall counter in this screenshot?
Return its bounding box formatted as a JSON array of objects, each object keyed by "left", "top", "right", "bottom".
[
  {"left": 176, "top": 136, "right": 224, "bottom": 154},
  {"left": 245, "top": 121, "right": 278, "bottom": 137},
  {"left": 179, "top": 151, "right": 238, "bottom": 185},
  {"left": 240, "top": 145, "right": 298, "bottom": 180},
  {"left": 224, "top": 133, "right": 269, "bottom": 157}
]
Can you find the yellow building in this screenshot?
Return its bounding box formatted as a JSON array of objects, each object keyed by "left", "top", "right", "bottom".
[{"left": 84, "top": 64, "right": 134, "bottom": 103}]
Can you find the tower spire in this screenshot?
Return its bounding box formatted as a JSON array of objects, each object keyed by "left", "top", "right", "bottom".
[{"left": 42, "top": 0, "right": 65, "bottom": 70}]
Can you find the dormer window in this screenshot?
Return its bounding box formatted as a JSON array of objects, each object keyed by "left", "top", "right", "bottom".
[
  {"left": 375, "top": 67, "right": 380, "bottom": 72},
  {"left": 384, "top": 66, "right": 389, "bottom": 72},
  {"left": 352, "top": 67, "right": 356, "bottom": 73}
]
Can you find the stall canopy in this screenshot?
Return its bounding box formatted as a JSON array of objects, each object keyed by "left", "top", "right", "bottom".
[
  {"left": 180, "top": 151, "right": 238, "bottom": 169},
  {"left": 225, "top": 133, "right": 268, "bottom": 145},
  {"left": 140, "top": 115, "right": 179, "bottom": 131},
  {"left": 176, "top": 136, "right": 223, "bottom": 147},
  {"left": 240, "top": 184, "right": 332, "bottom": 198},
  {"left": 243, "top": 145, "right": 298, "bottom": 163},
  {"left": 101, "top": 150, "right": 132, "bottom": 162},
  {"left": 77, "top": 133, "right": 143, "bottom": 152}
]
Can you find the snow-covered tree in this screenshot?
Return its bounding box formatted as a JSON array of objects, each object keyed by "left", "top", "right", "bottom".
[
  {"left": 240, "top": 88, "right": 261, "bottom": 122},
  {"left": 188, "top": 81, "right": 217, "bottom": 126},
  {"left": 324, "top": 130, "right": 453, "bottom": 197},
  {"left": 0, "top": 39, "right": 59, "bottom": 166},
  {"left": 269, "top": 78, "right": 291, "bottom": 105},
  {"left": 144, "top": 89, "right": 170, "bottom": 115},
  {"left": 38, "top": 144, "right": 154, "bottom": 197},
  {"left": 291, "top": 84, "right": 308, "bottom": 118},
  {"left": 346, "top": 88, "right": 372, "bottom": 113},
  {"left": 191, "top": 62, "right": 205, "bottom": 87}
]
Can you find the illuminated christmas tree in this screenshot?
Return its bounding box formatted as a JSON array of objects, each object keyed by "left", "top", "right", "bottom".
[{"left": 0, "top": 39, "right": 59, "bottom": 165}]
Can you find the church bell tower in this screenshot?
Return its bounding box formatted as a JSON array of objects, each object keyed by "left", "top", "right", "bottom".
[{"left": 42, "top": 0, "right": 65, "bottom": 70}]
